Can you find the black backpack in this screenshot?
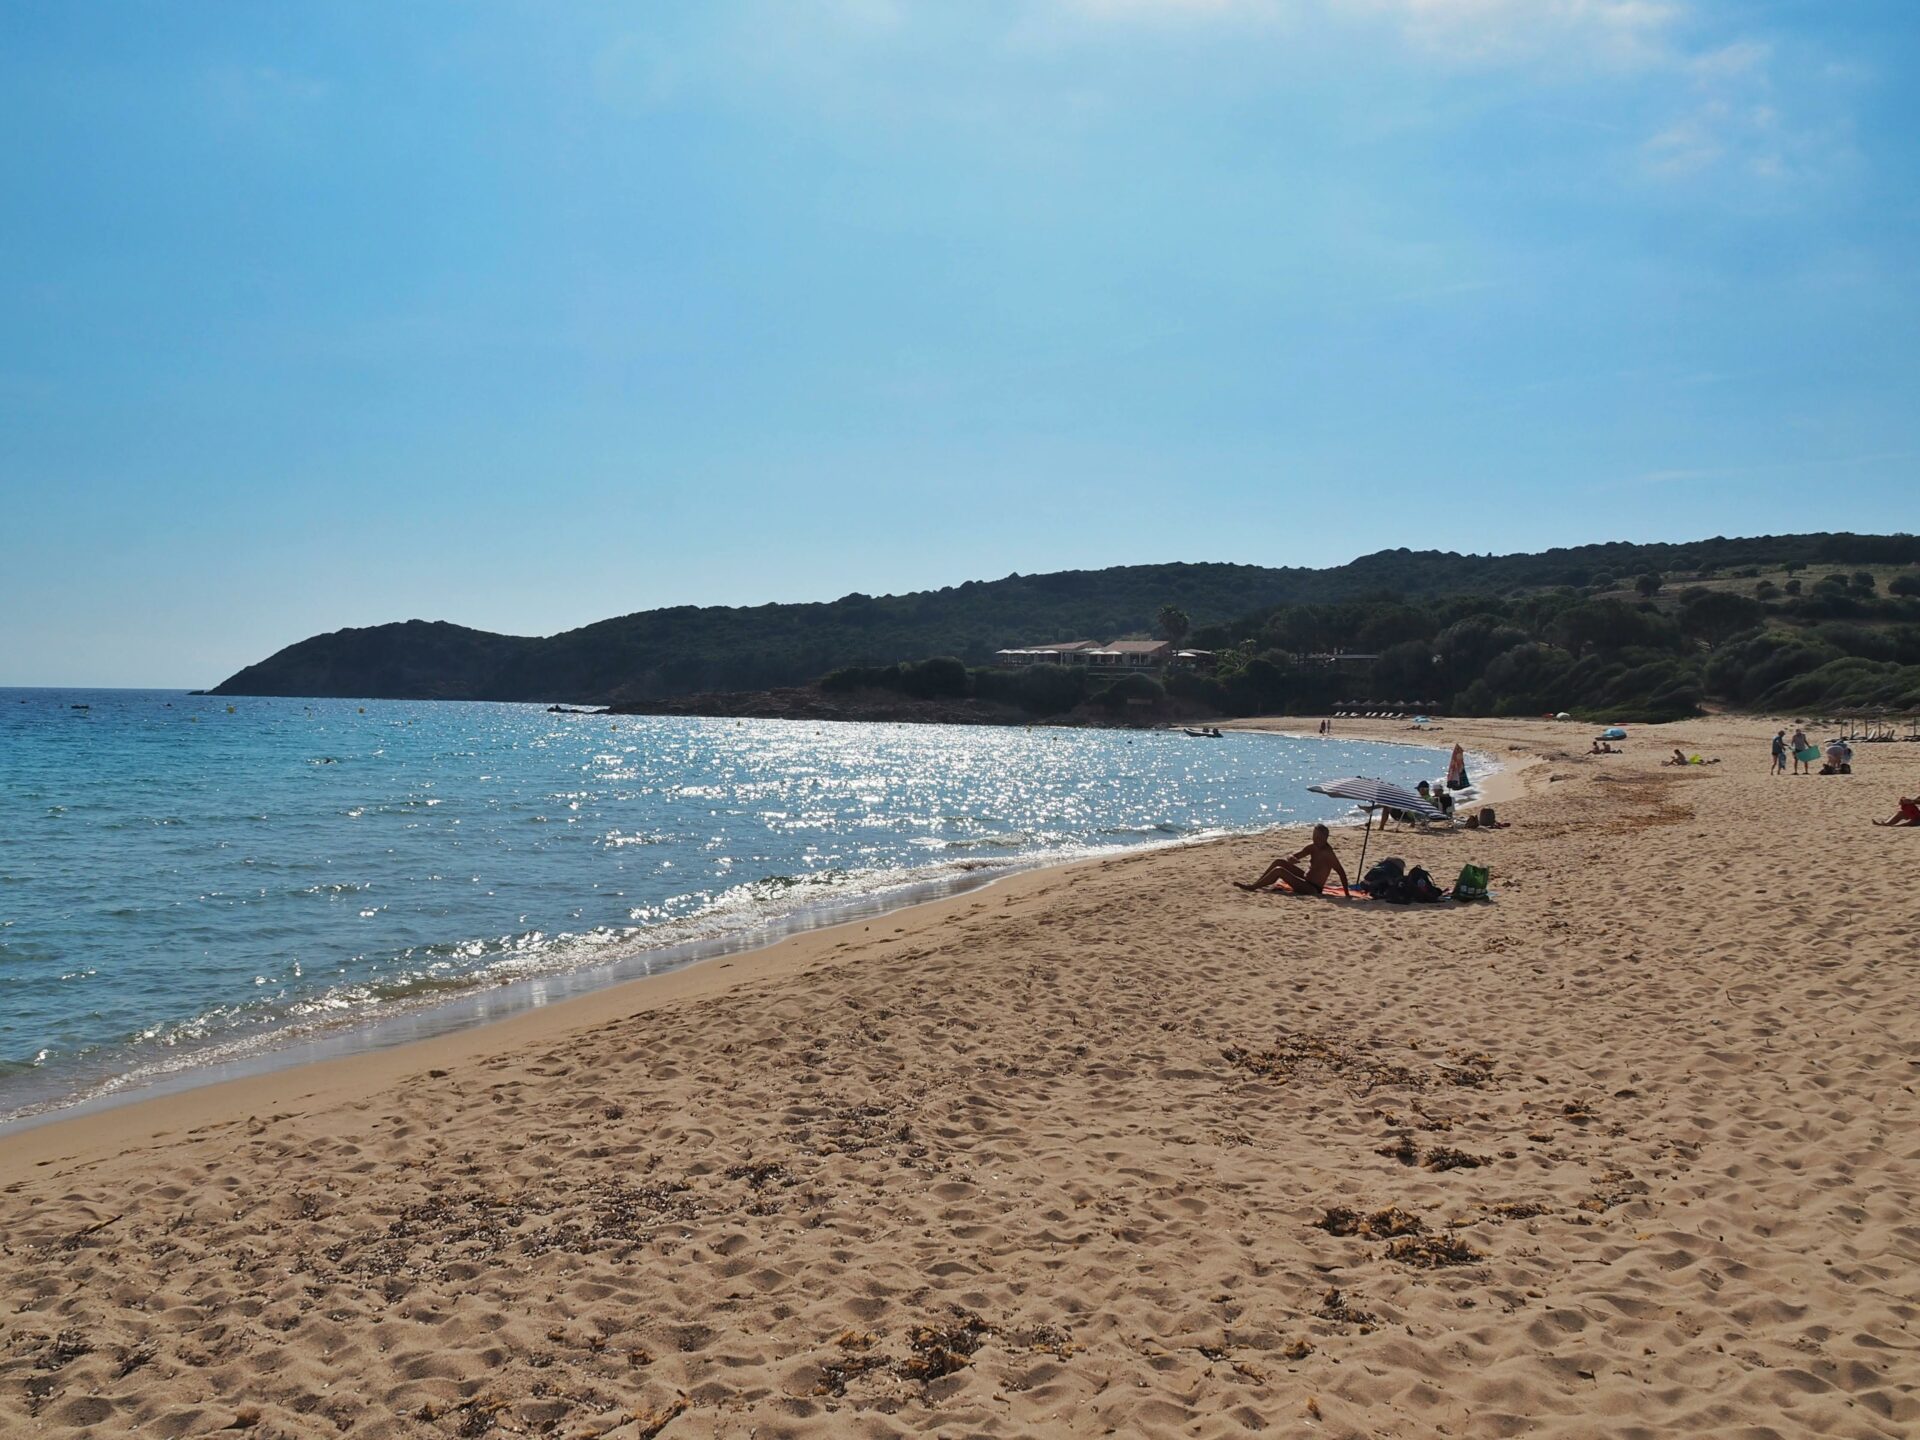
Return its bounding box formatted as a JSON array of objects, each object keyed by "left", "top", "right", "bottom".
[
  {"left": 1361, "top": 857, "right": 1409, "bottom": 902},
  {"left": 1405, "top": 866, "right": 1445, "bottom": 903}
]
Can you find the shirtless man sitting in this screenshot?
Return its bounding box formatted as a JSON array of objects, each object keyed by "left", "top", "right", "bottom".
[{"left": 1236, "top": 824, "right": 1351, "bottom": 896}]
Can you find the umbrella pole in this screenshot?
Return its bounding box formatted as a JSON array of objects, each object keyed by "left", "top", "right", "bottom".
[{"left": 1356, "top": 807, "right": 1374, "bottom": 876}]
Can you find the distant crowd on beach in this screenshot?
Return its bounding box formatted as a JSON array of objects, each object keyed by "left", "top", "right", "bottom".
[
  {"left": 1247, "top": 717, "right": 1916, "bottom": 902},
  {"left": 1770, "top": 727, "right": 1857, "bottom": 777}
]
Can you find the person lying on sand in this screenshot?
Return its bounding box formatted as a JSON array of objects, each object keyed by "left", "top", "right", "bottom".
[
  {"left": 1236, "top": 823, "right": 1351, "bottom": 896},
  {"left": 1873, "top": 796, "right": 1920, "bottom": 827}
]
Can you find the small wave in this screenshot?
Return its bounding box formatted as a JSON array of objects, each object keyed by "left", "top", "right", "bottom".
[
  {"left": 909, "top": 832, "right": 1049, "bottom": 851},
  {"left": 2, "top": 711, "right": 1453, "bottom": 1125},
  {"left": 599, "top": 831, "right": 663, "bottom": 848}
]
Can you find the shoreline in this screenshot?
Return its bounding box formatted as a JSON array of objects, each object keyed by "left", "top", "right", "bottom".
[
  {"left": 0, "top": 726, "right": 1489, "bottom": 1164},
  {"left": 32, "top": 719, "right": 1902, "bottom": 1437}
]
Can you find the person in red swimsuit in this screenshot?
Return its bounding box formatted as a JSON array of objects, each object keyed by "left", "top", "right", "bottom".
[
  {"left": 1874, "top": 796, "right": 1920, "bottom": 827},
  {"left": 1236, "top": 824, "right": 1352, "bottom": 895}
]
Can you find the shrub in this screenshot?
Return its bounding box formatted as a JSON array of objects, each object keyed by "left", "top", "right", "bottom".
[
  {"left": 1095, "top": 672, "right": 1166, "bottom": 710},
  {"left": 821, "top": 663, "right": 901, "bottom": 694},
  {"left": 1704, "top": 632, "right": 1838, "bottom": 705},
  {"left": 1634, "top": 573, "right": 1662, "bottom": 598},
  {"left": 1792, "top": 589, "right": 1867, "bottom": 620},
  {"left": 1165, "top": 669, "right": 1231, "bottom": 712},
  {"left": 901, "top": 655, "right": 970, "bottom": 699},
  {"left": 1012, "top": 664, "right": 1088, "bottom": 715}
]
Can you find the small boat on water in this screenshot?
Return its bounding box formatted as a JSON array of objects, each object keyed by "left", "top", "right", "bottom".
[{"left": 1183, "top": 726, "right": 1224, "bottom": 738}]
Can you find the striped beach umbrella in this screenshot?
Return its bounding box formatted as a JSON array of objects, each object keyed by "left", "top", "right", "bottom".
[{"left": 1308, "top": 776, "right": 1440, "bottom": 874}]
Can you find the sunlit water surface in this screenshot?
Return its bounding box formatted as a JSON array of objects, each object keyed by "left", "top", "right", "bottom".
[{"left": 0, "top": 690, "right": 1459, "bottom": 1122}]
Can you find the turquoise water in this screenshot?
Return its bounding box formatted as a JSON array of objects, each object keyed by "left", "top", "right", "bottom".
[{"left": 0, "top": 690, "right": 1454, "bottom": 1122}]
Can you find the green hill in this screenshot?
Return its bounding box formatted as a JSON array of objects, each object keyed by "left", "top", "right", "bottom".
[{"left": 211, "top": 533, "right": 1920, "bottom": 709}]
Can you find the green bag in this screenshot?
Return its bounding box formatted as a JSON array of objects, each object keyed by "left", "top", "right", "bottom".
[{"left": 1453, "top": 864, "right": 1490, "bottom": 902}]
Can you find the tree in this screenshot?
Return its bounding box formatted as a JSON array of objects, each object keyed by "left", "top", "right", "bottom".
[
  {"left": 1785, "top": 578, "right": 1803, "bottom": 596},
  {"left": 1479, "top": 643, "right": 1576, "bottom": 715},
  {"left": 1678, "top": 590, "right": 1766, "bottom": 647},
  {"left": 1551, "top": 600, "right": 1682, "bottom": 658},
  {"left": 1157, "top": 605, "right": 1191, "bottom": 646},
  {"left": 1851, "top": 570, "right": 1877, "bottom": 592},
  {"left": 1635, "top": 572, "right": 1663, "bottom": 598},
  {"left": 1891, "top": 572, "right": 1920, "bottom": 598},
  {"left": 1754, "top": 580, "right": 1779, "bottom": 600},
  {"left": 1371, "top": 641, "right": 1437, "bottom": 701},
  {"left": 1431, "top": 616, "right": 1529, "bottom": 699},
  {"left": 1355, "top": 603, "right": 1435, "bottom": 651}
]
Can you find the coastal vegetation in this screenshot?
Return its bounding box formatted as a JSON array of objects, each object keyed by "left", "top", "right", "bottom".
[
  {"left": 214, "top": 533, "right": 1920, "bottom": 720},
  {"left": 1190, "top": 566, "right": 1920, "bottom": 721}
]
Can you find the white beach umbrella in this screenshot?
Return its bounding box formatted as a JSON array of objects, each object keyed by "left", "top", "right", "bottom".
[{"left": 1308, "top": 776, "right": 1440, "bottom": 875}]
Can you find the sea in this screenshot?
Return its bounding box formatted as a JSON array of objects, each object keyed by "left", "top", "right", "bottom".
[{"left": 0, "top": 689, "right": 1461, "bottom": 1126}]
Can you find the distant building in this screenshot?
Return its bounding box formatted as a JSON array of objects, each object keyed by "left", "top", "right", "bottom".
[
  {"left": 992, "top": 641, "right": 1099, "bottom": 667},
  {"left": 994, "top": 637, "right": 1212, "bottom": 671},
  {"left": 1083, "top": 639, "right": 1173, "bottom": 669}
]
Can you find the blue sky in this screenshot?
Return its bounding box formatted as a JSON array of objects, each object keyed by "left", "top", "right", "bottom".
[{"left": 2, "top": 0, "right": 1915, "bottom": 686}]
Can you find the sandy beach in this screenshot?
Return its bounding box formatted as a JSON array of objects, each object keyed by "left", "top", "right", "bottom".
[{"left": 3, "top": 713, "right": 1917, "bottom": 1438}]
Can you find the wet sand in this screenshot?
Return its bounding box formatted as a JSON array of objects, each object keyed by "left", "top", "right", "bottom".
[{"left": 3, "top": 714, "right": 1917, "bottom": 1437}]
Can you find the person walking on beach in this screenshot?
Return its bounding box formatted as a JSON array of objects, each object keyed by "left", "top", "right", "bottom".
[
  {"left": 1791, "top": 727, "right": 1811, "bottom": 775},
  {"left": 1236, "top": 824, "right": 1351, "bottom": 896},
  {"left": 1770, "top": 730, "right": 1788, "bottom": 775}
]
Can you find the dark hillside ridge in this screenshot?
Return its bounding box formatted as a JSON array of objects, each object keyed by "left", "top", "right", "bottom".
[{"left": 211, "top": 533, "right": 1918, "bottom": 704}]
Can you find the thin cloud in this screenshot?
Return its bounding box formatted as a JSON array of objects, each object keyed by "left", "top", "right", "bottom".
[
  {"left": 1361, "top": 0, "right": 1681, "bottom": 66},
  {"left": 1060, "top": 0, "right": 1682, "bottom": 65},
  {"left": 1637, "top": 452, "right": 1920, "bottom": 485},
  {"left": 1055, "top": 0, "right": 1850, "bottom": 191}
]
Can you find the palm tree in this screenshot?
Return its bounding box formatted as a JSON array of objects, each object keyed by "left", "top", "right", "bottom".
[{"left": 1157, "top": 605, "right": 1191, "bottom": 647}]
